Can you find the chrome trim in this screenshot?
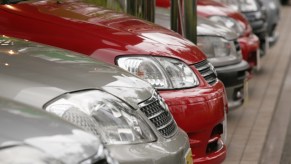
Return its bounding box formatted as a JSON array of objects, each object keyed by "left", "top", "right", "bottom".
[{"left": 138, "top": 91, "right": 178, "bottom": 138}]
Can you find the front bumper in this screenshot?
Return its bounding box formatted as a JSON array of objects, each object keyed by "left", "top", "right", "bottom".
[
  {"left": 216, "top": 60, "right": 249, "bottom": 109},
  {"left": 107, "top": 128, "right": 190, "bottom": 164},
  {"left": 238, "top": 34, "right": 260, "bottom": 70},
  {"left": 159, "top": 81, "right": 227, "bottom": 164}
]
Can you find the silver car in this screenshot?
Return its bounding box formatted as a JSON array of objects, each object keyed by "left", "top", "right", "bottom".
[
  {"left": 216, "top": 0, "right": 268, "bottom": 55},
  {"left": 0, "top": 98, "right": 115, "bottom": 164},
  {"left": 196, "top": 16, "right": 249, "bottom": 109},
  {"left": 261, "top": 0, "right": 280, "bottom": 46},
  {"left": 155, "top": 9, "right": 249, "bottom": 109},
  {"left": 218, "top": 0, "right": 280, "bottom": 46},
  {"left": 0, "top": 36, "right": 192, "bottom": 164}
]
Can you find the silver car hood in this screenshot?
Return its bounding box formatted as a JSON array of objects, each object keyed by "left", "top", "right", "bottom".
[
  {"left": 0, "top": 99, "right": 104, "bottom": 164},
  {"left": 0, "top": 37, "right": 153, "bottom": 109},
  {"left": 197, "top": 16, "right": 238, "bottom": 40},
  {"left": 155, "top": 8, "right": 237, "bottom": 40}
]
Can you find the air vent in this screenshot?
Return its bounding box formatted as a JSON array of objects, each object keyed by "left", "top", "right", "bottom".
[
  {"left": 194, "top": 60, "right": 218, "bottom": 85},
  {"left": 139, "top": 95, "right": 177, "bottom": 138}
]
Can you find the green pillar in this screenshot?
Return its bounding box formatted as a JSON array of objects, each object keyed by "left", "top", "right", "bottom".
[
  {"left": 171, "top": 0, "right": 197, "bottom": 44},
  {"left": 126, "top": 0, "right": 155, "bottom": 22},
  {"left": 170, "top": 0, "right": 179, "bottom": 33},
  {"left": 184, "top": 0, "right": 197, "bottom": 44}
]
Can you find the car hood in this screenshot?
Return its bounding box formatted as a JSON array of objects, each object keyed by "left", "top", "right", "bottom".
[
  {"left": 0, "top": 99, "right": 103, "bottom": 163},
  {"left": 197, "top": 0, "right": 236, "bottom": 16},
  {"left": 0, "top": 0, "right": 206, "bottom": 65},
  {"left": 197, "top": 0, "right": 252, "bottom": 36},
  {"left": 197, "top": 16, "right": 238, "bottom": 40},
  {"left": 154, "top": 7, "right": 237, "bottom": 40},
  {"left": 0, "top": 36, "right": 153, "bottom": 109}
]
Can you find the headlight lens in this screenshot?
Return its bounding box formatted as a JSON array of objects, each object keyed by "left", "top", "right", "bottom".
[
  {"left": 197, "top": 36, "right": 238, "bottom": 58},
  {"left": 0, "top": 146, "right": 62, "bottom": 164},
  {"left": 117, "top": 56, "right": 199, "bottom": 89},
  {"left": 45, "top": 90, "right": 156, "bottom": 145},
  {"left": 209, "top": 16, "right": 245, "bottom": 36}
]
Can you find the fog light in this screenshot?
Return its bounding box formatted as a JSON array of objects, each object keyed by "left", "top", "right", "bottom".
[
  {"left": 236, "top": 91, "right": 242, "bottom": 99},
  {"left": 233, "top": 87, "right": 244, "bottom": 101}
]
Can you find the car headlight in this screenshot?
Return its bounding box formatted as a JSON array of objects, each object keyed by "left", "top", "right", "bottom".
[
  {"left": 0, "top": 146, "right": 63, "bottom": 164},
  {"left": 197, "top": 36, "right": 241, "bottom": 60},
  {"left": 116, "top": 56, "right": 199, "bottom": 89},
  {"left": 209, "top": 16, "right": 245, "bottom": 36},
  {"left": 45, "top": 90, "right": 156, "bottom": 145}
]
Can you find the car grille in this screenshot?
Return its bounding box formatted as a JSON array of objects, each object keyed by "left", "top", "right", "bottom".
[
  {"left": 244, "top": 11, "right": 266, "bottom": 32},
  {"left": 194, "top": 60, "right": 218, "bottom": 85},
  {"left": 139, "top": 97, "right": 177, "bottom": 138}
]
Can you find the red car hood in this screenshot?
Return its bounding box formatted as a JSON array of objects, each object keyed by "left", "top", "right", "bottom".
[
  {"left": 0, "top": 0, "right": 206, "bottom": 64},
  {"left": 197, "top": 0, "right": 252, "bottom": 36}
]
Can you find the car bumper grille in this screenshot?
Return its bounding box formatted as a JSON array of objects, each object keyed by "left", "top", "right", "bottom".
[{"left": 139, "top": 96, "right": 177, "bottom": 138}]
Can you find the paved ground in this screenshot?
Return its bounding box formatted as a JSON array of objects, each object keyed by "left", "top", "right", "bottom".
[{"left": 223, "top": 6, "right": 291, "bottom": 164}]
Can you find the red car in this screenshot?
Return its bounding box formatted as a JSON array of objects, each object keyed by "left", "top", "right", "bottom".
[
  {"left": 0, "top": 0, "right": 227, "bottom": 163},
  {"left": 197, "top": 0, "right": 260, "bottom": 71}
]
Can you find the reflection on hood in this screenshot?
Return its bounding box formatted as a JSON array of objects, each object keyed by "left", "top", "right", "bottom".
[
  {"left": 0, "top": 0, "right": 206, "bottom": 64},
  {"left": 197, "top": 16, "right": 238, "bottom": 40},
  {"left": 24, "top": 129, "right": 102, "bottom": 164},
  {"left": 0, "top": 36, "right": 153, "bottom": 109}
]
